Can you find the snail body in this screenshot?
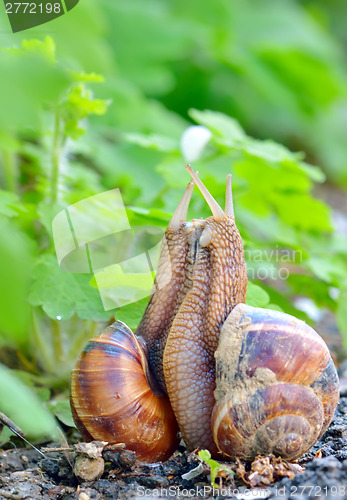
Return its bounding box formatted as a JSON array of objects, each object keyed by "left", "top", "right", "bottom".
[
  {"left": 136, "top": 181, "right": 203, "bottom": 393},
  {"left": 71, "top": 166, "right": 339, "bottom": 462}
]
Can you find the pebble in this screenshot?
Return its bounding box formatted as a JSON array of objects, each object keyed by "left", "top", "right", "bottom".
[
  {"left": 119, "top": 450, "right": 136, "bottom": 467},
  {"left": 136, "top": 475, "right": 170, "bottom": 488},
  {"left": 39, "top": 458, "right": 60, "bottom": 478},
  {"left": 94, "top": 479, "right": 120, "bottom": 498},
  {"left": 162, "top": 460, "right": 181, "bottom": 476},
  {"left": 74, "top": 456, "right": 105, "bottom": 482}
]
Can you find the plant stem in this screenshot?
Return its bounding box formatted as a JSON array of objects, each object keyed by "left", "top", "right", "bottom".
[
  {"left": 31, "top": 309, "right": 54, "bottom": 374},
  {"left": 68, "top": 319, "right": 100, "bottom": 362},
  {"left": 3, "top": 149, "right": 17, "bottom": 193},
  {"left": 16, "top": 350, "right": 40, "bottom": 374},
  {"left": 52, "top": 319, "right": 64, "bottom": 363},
  {"left": 50, "top": 111, "right": 62, "bottom": 204}
]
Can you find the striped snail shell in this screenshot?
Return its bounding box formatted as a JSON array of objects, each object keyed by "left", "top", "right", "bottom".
[
  {"left": 212, "top": 304, "right": 340, "bottom": 461},
  {"left": 70, "top": 321, "right": 179, "bottom": 462}
]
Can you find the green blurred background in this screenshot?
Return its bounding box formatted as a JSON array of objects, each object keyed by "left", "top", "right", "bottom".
[{"left": 0, "top": 0, "right": 347, "bottom": 442}]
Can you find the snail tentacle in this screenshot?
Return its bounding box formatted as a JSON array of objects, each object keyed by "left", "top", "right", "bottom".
[{"left": 225, "top": 174, "right": 234, "bottom": 217}]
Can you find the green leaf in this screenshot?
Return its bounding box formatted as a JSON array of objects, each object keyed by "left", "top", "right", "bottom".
[
  {"left": 124, "top": 132, "right": 179, "bottom": 152},
  {"left": 246, "top": 282, "right": 270, "bottom": 308},
  {"left": 11, "top": 370, "right": 50, "bottom": 402},
  {"left": 61, "top": 83, "right": 109, "bottom": 139},
  {"left": 0, "top": 191, "right": 22, "bottom": 217},
  {"left": 190, "top": 108, "right": 305, "bottom": 164},
  {"left": 0, "top": 217, "right": 33, "bottom": 345},
  {"left": 299, "top": 162, "right": 326, "bottom": 183},
  {"left": 307, "top": 257, "right": 343, "bottom": 283},
  {"left": 69, "top": 70, "right": 105, "bottom": 83},
  {"left": 267, "top": 303, "right": 284, "bottom": 312},
  {"left": 198, "top": 449, "right": 234, "bottom": 486},
  {"left": 0, "top": 39, "right": 70, "bottom": 131},
  {"left": 0, "top": 363, "right": 60, "bottom": 440},
  {"left": 0, "top": 130, "right": 21, "bottom": 152},
  {"left": 115, "top": 298, "right": 149, "bottom": 331},
  {"left": 190, "top": 108, "right": 246, "bottom": 141},
  {"left": 6, "top": 36, "right": 56, "bottom": 64},
  {"left": 48, "top": 399, "right": 75, "bottom": 428},
  {"left": 274, "top": 193, "right": 331, "bottom": 232},
  {"left": 28, "top": 255, "right": 112, "bottom": 321},
  {"left": 36, "top": 202, "right": 63, "bottom": 238}
]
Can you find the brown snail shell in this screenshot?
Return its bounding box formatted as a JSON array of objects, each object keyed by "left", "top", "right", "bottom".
[
  {"left": 212, "top": 304, "right": 340, "bottom": 461},
  {"left": 70, "top": 321, "right": 179, "bottom": 462}
]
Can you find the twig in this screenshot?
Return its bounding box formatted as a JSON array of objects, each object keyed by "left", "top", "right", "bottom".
[
  {"left": 0, "top": 412, "right": 45, "bottom": 458},
  {"left": 41, "top": 446, "right": 74, "bottom": 453},
  {"left": 0, "top": 413, "right": 24, "bottom": 437}
]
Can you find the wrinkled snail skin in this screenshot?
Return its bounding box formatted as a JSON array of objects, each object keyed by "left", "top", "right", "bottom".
[
  {"left": 163, "top": 169, "right": 248, "bottom": 453},
  {"left": 136, "top": 219, "right": 203, "bottom": 394},
  {"left": 212, "top": 304, "right": 340, "bottom": 460},
  {"left": 70, "top": 321, "right": 179, "bottom": 462}
]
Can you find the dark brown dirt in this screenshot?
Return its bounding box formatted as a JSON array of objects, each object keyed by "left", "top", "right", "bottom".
[{"left": 1, "top": 389, "right": 347, "bottom": 499}]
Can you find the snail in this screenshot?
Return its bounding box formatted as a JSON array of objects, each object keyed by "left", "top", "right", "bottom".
[{"left": 70, "top": 165, "right": 340, "bottom": 463}]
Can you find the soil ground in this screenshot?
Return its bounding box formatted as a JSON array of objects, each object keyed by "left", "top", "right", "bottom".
[{"left": 0, "top": 390, "right": 346, "bottom": 500}]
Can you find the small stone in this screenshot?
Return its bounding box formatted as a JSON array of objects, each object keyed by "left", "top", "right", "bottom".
[
  {"left": 119, "top": 450, "right": 136, "bottom": 468},
  {"left": 321, "top": 456, "right": 342, "bottom": 470},
  {"left": 39, "top": 458, "right": 60, "bottom": 478},
  {"left": 94, "top": 479, "right": 120, "bottom": 498},
  {"left": 335, "top": 448, "right": 347, "bottom": 461},
  {"left": 137, "top": 475, "right": 170, "bottom": 488},
  {"left": 78, "top": 493, "right": 90, "bottom": 500},
  {"left": 310, "top": 456, "right": 342, "bottom": 474},
  {"left": 103, "top": 450, "right": 120, "bottom": 466},
  {"left": 326, "top": 424, "right": 347, "bottom": 439},
  {"left": 162, "top": 461, "right": 181, "bottom": 476},
  {"left": 321, "top": 445, "right": 335, "bottom": 457},
  {"left": 74, "top": 455, "right": 105, "bottom": 482}
]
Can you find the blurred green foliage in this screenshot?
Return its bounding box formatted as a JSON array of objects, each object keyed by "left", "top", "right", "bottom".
[{"left": 0, "top": 0, "right": 346, "bottom": 442}]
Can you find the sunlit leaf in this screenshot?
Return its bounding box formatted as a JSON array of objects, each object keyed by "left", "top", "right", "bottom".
[
  {"left": 246, "top": 282, "right": 270, "bottom": 308},
  {"left": 28, "top": 255, "right": 112, "bottom": 321},
  {"left": 0, "top": 363, "right": 60, "bottom": 440}
]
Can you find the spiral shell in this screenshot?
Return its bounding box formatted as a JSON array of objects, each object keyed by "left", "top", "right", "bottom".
[
  {"left": 70, "top": 321, "right": 179, "bottom": 462},
  {"left": 212, "top": 304, "right": 340, "bottom": 460}
]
